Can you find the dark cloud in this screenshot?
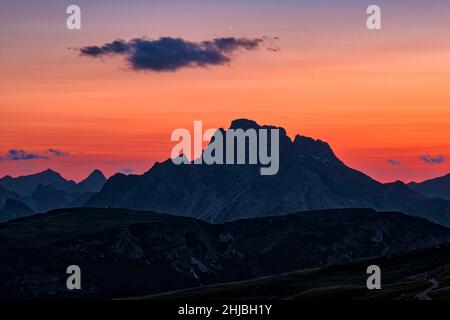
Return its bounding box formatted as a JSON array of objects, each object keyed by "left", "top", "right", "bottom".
[
  {"left": 1, "top": 149, "right": 49, "bottom": 161},
  {"left": 267, "top": 46, "right": 280, "bottom": 52},
  {"left": 201, "top": 37, "right": 262, "bottom": 52},
  {"left": 387, "top": 159, "right": 402, "bottom": 166},
  {"left": 420, "top": 155, "right": 445, "bottom": 164},
  {"left": 119, "top": 168, "right": 135, "bottom": 175},
  {"left": 46, "top": 149, "right": 69, "bottom": 157},
  {"left": 78, "top": 36, "right": 269, "bottom": 72},
  {"left": 79, "top": 39, "right": 130, "bottom": 57},
  {"left": 0, "top": 149, "right": 70, "bottom": 161}
]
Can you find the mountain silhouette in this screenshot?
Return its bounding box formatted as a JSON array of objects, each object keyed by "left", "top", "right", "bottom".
[
  {"left": 29, "top": 184, "right": 72, "bottom": 213},
  {"left": 0, "top": 198, "right": 34, "bottom": 222},
  {"left": 0, "top": 169, "right": 76, "bottom": 196},
  {"left": 408, "top": 173, "right": 450, "bottom": 201},
  {"left": 87, "top": 119, "right": 450, "bottom": 226},
  {"left": 0, "top": 185, "right": 21, "bottom": 208},
  {"left": 68, "top": 169, "right": 106, "bottom": 193},
  {"left": 0, "top": 169, "right": 106, "bottom": 220}
]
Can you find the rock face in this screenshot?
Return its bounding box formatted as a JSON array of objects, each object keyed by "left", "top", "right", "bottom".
[
  {"left": 87, "top": 119, "right": 450, "bottom": 226},
  {"left": 0, "top": 207, "right": 449, "bottom": 299}
]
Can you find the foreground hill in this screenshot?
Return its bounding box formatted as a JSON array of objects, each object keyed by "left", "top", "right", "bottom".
[
  {"left": 140, "top": 243, "right": 450, "bottom": 300},
  {"left": 87, "top": 119, "right": 450, "bottom": 226},
  {"left": 0, "top": 207, "right": 449, "bottom": 299}
]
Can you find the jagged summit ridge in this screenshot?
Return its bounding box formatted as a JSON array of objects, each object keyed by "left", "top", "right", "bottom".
[{"left": 87, "top": 118, "right": 450, "bottom": 226}]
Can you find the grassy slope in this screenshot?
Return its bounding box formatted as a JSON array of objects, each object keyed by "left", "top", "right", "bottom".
[{"left": 135, "top": 244, "right": 450, "bottom": 300}]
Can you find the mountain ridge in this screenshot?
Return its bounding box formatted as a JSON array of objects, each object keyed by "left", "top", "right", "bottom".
[
  {"left": 1, "top": 119, "right": 449, "bottom": 226},
  {"left": 86, "top": 119, "right": 450, "bottom": 226},
  {"left": 0, "top": 169, "right": 76, "bottom": 196},
  {"left": 408, "top": 173, "right": 450, "bottom": 201},
  {"left": 0, "top": 198, "right": 34, "bottom": 223},
  {"left": 0, "top": 169, "right": 106, "bottom": 221},
  {"left": 68, "top": 169, "right": 107, "bottom": 194}
]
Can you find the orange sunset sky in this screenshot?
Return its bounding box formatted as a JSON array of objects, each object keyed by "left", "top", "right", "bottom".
[{"left": 1, "top": 0, "right": 449, "bottom": 183}]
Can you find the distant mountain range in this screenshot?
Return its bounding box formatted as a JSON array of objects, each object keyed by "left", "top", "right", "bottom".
[
  {"left": 0, "top": 169, "right": 106, "bottom": 197},
  {"left": 1, "top": 119, "right": 449, "bottom": 226},
  {"left": 84, "top": 119, "right": 450, "bottom": 226},
  {"left": 0, "top": 198, "right": 34, "bottom": 222},
  {"left": 0, "top": 185, "right": 21, "bottom": 208},
  {"left": 0, "top": 169, "right": 106, "bottom": 222},
  {"left": 1, "top": 119, "right": 450, "bottom": 299},
  {"left": 408, "top": 173, "right": 450, "bottom": 201},
  {"left": 1, "top": 207, "right": 449, "bottom": 299},
  {"left": 0, "top": 169, "right": 76, "bottom": 196}
]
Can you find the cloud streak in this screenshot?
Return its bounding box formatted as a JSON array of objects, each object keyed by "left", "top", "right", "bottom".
[
  {"left": 78, "top": 36, "right": 268, "bottom": 72},
  {"left": 0, "top": 149, "right": 49, "bottom": 161},
  {"left": 420, "top": 154, "right": 445, "bottom": 164},
  {"left": 46, "top": 149, "right": 69, "bottom": 157},
  {"left": 387, "top": 159, "right": 402, "bottom": 166},
  {"left": 0, "top": 149, "right": 70, "bottom": 161}
]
